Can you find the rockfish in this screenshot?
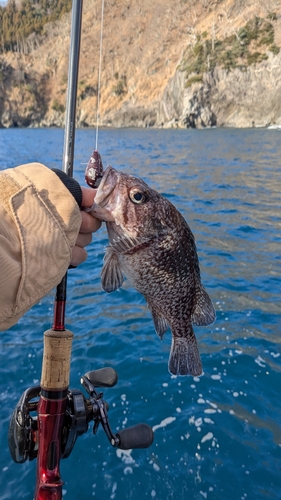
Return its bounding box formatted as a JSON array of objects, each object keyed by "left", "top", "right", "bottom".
[{"left": 90, "top": 165, "right": 215, "bottom": 376}]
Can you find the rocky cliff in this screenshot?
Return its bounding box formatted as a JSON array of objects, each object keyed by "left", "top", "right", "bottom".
[
  {"left": 157, "top": 51, "right": 281, "bottom": 128},
  {"left": 1, "top": 0, "right": 281, "bottom": 129}
]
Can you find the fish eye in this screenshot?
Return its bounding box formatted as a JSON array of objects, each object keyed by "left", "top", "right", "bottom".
[{"left": 129, "top": 188, "right": 146, "bottom": 204}]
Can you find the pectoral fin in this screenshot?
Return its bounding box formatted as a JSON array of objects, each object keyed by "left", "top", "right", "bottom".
[
  {"left": 110, "top": 236, "right": 138, "bottom": 253},
  {"left": 101, "top": 249, "right": 124, "bottom": 293},
  {"left": 191, "top": 284, "right": 216, "bottom": 326}
]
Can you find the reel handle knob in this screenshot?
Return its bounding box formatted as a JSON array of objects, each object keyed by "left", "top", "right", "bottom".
[
  {"left": 83, "top": 367, "right": 118, "bottom": 388},
  {"left": 116, "top": 424, "right": 154, "bottom": 450}
]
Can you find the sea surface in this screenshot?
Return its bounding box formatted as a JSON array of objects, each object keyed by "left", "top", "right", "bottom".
[{"left": 0, "top": 127, "right": 280, "bottom": 500}]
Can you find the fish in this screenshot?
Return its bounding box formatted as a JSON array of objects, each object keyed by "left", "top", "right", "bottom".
[{"left": 89, "top": 165, "right": 216, "bottom": 376}]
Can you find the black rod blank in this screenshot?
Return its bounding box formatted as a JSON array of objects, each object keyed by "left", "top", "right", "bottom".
[
  {"left": 54, "top": 0, "right": 83, "bottom": 330},
  {"left": 62, "top": 0, "right": 83, "bottom": 177}
]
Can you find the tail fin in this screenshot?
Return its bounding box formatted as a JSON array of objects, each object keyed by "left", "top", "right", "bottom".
[{"left": 168, "top": 328, "right": 202, "bottom": 376}]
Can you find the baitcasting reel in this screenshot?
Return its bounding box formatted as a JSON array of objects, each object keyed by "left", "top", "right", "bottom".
[{"left": 8, "top": 367, "right": 154, "bottom": 463}]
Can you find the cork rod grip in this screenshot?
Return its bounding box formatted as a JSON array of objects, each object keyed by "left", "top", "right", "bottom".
[{"left": 40, "top": 329, "right": 74, "bottom": 391}]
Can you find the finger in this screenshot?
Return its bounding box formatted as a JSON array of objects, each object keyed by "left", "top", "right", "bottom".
[
  {"left": 80, "top": 210, "right": 102, "bottom": 233},
  {"left": 81, "top": 186, "right": 98, "bottom": 208},
  {"left": 70, "top": 245, "right": 88, "bottom": 267},
  {"left": 75, "top": 232, "right": 92, "bottom": 248}
]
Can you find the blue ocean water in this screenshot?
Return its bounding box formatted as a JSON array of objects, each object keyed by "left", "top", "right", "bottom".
[{"left": 0, "top": 127, "right": 280, "bottom": 500}]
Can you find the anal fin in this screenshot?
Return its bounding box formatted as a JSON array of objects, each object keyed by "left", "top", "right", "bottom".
[{"left": 147, "top": 300, "right": 169, "bottom": 339}]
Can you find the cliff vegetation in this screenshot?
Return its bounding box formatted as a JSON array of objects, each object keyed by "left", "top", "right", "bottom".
[{"left": 0, "top": 0, "right": 72, "bottom": 52}]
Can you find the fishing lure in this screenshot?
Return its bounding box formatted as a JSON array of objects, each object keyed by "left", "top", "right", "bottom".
[{"left": 85, "top": 150, "right": 104, "bottom": 188}]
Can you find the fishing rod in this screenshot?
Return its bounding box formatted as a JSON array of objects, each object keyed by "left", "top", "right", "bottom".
[
  {"left": 8, "top": 2, "right": 153, "bottom": 498},
  {"left": 32, "top": 1, "right": 83, "bottom": 496}
]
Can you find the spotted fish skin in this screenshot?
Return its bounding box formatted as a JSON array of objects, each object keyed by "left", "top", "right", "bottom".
[{"left": 90, "top": 166, "right": 216, "bottom": 376}]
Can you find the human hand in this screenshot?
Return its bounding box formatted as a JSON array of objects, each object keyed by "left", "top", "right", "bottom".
[{"left": 70, "top": 187, "right": 101, "bottom": 267}]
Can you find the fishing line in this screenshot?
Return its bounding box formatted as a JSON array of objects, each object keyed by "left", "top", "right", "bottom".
[{"left": 96, "top": 0, "right": 105, "bottom": 151}]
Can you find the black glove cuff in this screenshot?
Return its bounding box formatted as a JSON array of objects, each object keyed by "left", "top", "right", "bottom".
[{"left": 52, "top": 169, "right": 83, "bottom": 208}]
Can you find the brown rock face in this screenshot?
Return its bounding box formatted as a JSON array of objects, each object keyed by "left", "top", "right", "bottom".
[{"left": 1, "top": 0, "right": 281, "bottom": 129}]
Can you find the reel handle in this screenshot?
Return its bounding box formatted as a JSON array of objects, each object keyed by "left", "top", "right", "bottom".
[
  {"left": 83, "top": 367, "right": 118, "bottom": 388},
  {"left": 117, "top": 424, "right": 154, "bottom": 450}
]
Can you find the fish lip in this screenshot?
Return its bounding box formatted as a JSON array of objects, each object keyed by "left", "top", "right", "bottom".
[
  {"left": 88, "top": 165, "right": 119, "bottom": 222},
  {"left": 94, "top": 165, "right": 118, "bottom": 207}
]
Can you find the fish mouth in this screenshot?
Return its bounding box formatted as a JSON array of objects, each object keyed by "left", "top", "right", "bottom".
[
  {"left": 89, "top": 165, "right": 119, "bottom": 222},
  {"left": 95, "top": 165, "right": 118, "bottom": 205}
]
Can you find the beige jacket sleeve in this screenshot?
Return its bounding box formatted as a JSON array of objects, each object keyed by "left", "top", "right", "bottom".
[{"left": 0, "top": 163, "right": 82, "bottom": 331}]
